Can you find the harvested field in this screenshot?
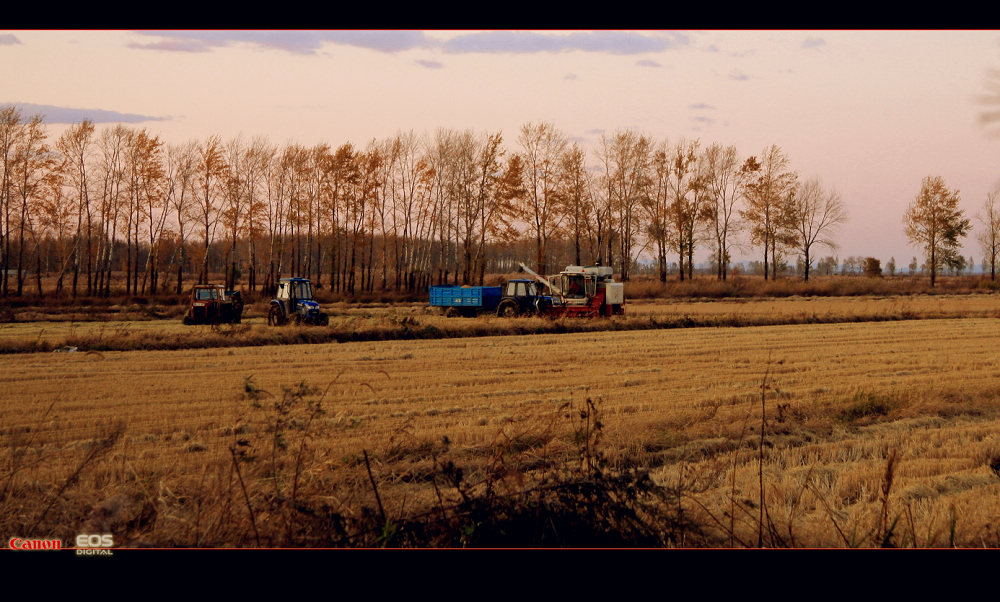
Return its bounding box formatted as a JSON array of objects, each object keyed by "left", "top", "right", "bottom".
[{"left": 2, "top": 318, "right": 1000, "bottom": 547}]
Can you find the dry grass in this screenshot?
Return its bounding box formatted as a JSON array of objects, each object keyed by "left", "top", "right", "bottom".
[
  {"left": 2, "top": 293, "right": 999, "bottom": 355},
  {"left": 624, "top": 274, "right": 1000, "bottom": 299},
  {"left": 2, "top": 318, "right": 1000, "bottom": 547}
]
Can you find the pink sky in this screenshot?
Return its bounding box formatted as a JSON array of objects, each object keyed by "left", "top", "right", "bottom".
[{"left": 3, "top": 30, "right": 999, "bottom": 268}]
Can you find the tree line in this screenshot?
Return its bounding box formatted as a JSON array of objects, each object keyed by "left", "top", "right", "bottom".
[{"left": 20, "top": 103, "right": 1000, "bottom": 300}]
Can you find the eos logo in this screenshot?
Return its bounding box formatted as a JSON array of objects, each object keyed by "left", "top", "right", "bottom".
[{"left": 75, "top": 533, "right": 114, "bottom": 556}]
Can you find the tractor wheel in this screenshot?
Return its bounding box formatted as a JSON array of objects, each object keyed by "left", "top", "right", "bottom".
[
  {"left": 534, "top": 298, "right": 551, "bottom": 317},
  {"left": 497, "top": 301, "right": 519, "bottom": 318},
  {"left": 267, "top": 305, "right": 284, "bottom": 326},
  {"left": 182, "top": 315, "right": 193, "bottom": 326}
]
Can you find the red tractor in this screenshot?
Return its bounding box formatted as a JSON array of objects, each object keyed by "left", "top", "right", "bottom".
[{"left": 182, "top": 284, "right": 244, "bottom": 325}]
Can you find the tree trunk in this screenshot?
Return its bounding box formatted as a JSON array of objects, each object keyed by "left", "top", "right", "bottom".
[{"left": 930, "top": 247, "right": 936, "bottom": 287}]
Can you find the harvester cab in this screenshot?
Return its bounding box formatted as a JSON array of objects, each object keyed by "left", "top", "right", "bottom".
[{"left": 267, "top": 277, "right": 329, "bottom": 326}]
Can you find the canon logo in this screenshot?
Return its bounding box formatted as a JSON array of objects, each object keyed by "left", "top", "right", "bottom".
[{"left": 8, "top": 537, "right": 62, "bottom": 550}]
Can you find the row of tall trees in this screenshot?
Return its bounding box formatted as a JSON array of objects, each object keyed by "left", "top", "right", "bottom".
[{"left": 1, "top": 106, "right": 857, "bottom": 298}]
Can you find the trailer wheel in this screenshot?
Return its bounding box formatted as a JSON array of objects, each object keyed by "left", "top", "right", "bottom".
[{"left": 444, "top": 307, "right": 460, "bottom": 318}]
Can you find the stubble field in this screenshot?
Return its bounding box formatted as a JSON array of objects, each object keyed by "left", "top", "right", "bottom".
[{"left": 2, "top": 304, "right": 1000, "bottom": 547}]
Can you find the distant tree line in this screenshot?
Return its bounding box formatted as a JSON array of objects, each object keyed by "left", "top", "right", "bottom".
[{"left": 16, "top": 103, "right": 1000, "bottom": 299}]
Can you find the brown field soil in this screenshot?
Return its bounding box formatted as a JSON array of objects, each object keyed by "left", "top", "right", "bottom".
[
  {"left": 2, "top": 318, "right": 1000, "bottom": 547},
  {"left": 1, "top": 293, "right": 999, "bottom": 354}
]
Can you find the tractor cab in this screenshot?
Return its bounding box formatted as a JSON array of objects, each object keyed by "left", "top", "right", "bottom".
[
  {"left": 194, "top": 286, "right": 220, "bottom": 301},
  {"left": 504, "top": 279, "right": 541, "bottom": 299},
  {"left": 277, "top": 278, "right": 313, "bottom": 305}
]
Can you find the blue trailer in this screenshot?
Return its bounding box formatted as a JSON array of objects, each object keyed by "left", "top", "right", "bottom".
[{"left": 429, "top": 285, "right": 503, "bottom": 317}]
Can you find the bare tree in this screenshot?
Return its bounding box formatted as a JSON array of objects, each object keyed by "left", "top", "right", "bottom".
[
  {"left": 389, "top": 131, "right": 434, "bottom": 292},
  {"left": 599, "top": 130, "right": 653, "bottom": 280},
  {"left": 518, "top": 122, "right": 568, "bottom": 276},
  {"left": 643, "top": 140, "right": 672, "bottom": 282},
  {"left": 472, "top": 132, "right": 523, "bottom": 284},
  {"left": 10, "top": 115, "right": 52, "bottom": 295},
  {"left": 904, "top": 175, "right": 971, "bottom": 287},
  {"left": 0, "top": 106, "right": 24, "bottom": 296},
  {"left": 242, "top": 137, "right": 271, "bottom": 293},
  {"left": 195, "top": 135, "right": 227, "bottom": 284},
  {"left": 54, "top": 119, "right": 95, "bottom": 297},
  {"left": 221, "top": 136, "right": 246, "bottom": 291},
  {"left": 559, "top": 142, "right": 593, "bottom": 267},
  {"left": 786, "top": 177, "right": 848, "bottom": 281},
  {"left": 700, "top": 143, "right": 744, "bottom": 280},
  {"left": 977, "top": 191, "right": 1000, "bottom": 280},
  {"left": 94, "top": 125, "right": 129, "bottom": 296},
  {"left": 35, "top": 161, "right": 71, "bottom": 293},
  {"left": 740, "top": 145, "right": 797, "bottom": 280},
  {"left": 125, "top": 130, "right": 166, "bottom": 295},
  {"left": 165, "top": 141, "right": 199, "bottom": 294},
  {"left": 666, "top": 138, "right": 702, "bottom": 281}
]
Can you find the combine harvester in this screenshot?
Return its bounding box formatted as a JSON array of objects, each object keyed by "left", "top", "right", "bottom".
[{"left": 429, "top": 263, "right": 625, "bottom": 318}]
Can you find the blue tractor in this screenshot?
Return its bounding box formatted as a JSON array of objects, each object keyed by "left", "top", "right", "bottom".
[{"left": 267, "top": 277, "right": 329, "bottom": 326}]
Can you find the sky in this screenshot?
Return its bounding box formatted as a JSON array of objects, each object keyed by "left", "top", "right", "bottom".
[{"left": 3, "top": 29, "right": 1000, "bottom": 267}]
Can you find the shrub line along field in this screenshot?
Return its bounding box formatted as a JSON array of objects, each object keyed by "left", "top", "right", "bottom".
[
  {"left": 2, "top": 317, "right": 1000, "bottom": 546},
  {"left": 1, "top": 293, "right": 999, "bottom": 355}
]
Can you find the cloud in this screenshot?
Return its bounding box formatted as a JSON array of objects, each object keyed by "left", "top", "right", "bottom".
[
  {"left": 692, "top": 115, "right": 715, "bottom": 125},
  {"left": 636, "top": 59, "right": 661, "bottom": 68},
  {"left": 689, "top": 103, "right": 715, "bottom": 110},
  {"left": 416, "top": 59, "right": 443, "bottom": 69},
  {"left": 130, "top": 31, "right": 433, "bottom": 55},
  {"left": 127, "top": 39, "right": 212, "bottom": 53},
  {"left": 322, "top": 31, "right": 432, "bottom": 53},
  {"left": 564, "top": 73, "right": 578, "bottom": 80},
  {"left": 442, "top": 31, "right": 688, "bottom": 55},
  {"left": 729, "top": 69, "right": 750, "bottom": 81},
  {"left": 127, "top": 30, "right": 691, "bottom": 59},
  {"left": 802, "top": 37, "right": 826, "bottom": 49},
  {"left": 0, "top": 34, "right": 22, "bottom": 46},
  {"left": 2, "top": 103, "right": 167, "bottom": 124}
]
